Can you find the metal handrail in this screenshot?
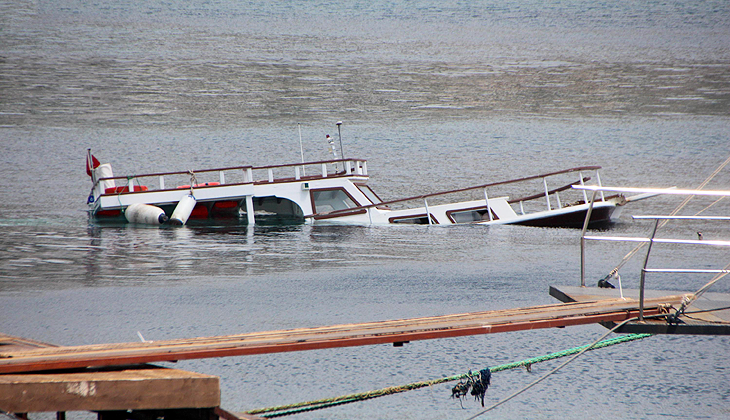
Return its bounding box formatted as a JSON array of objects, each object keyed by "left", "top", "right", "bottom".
[
  {"left": 574, "top": 185, "right": 730, "bottom": 197},
  {"left": 578, "top": 188, "right": 730, "bottom": 287},
  {"left": 580, "top": 212, "right": 730, "bottom": 321},
  {"left": 583, "top": 236, "right": 730, "bottom": 247},
  {"left": 633, "top": 215, "right": 730, "bottom": 221},
  {"left": 643, "top": 269, "right": 730, "bottom": 273}
]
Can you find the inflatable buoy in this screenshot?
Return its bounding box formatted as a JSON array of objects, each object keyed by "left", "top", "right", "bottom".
[
  {"left": 125, "top": 203, "right": 169, "bottom": 225},
  {"left": 169, "top": 194, "right": 197, "bottom": 225}
]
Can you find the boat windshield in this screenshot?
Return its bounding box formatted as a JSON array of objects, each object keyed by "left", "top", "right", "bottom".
[
  {"left": 356, "top": 184, "right": 382, "bottom": 204},
  {"left": 311, "top": 188, "right": 358, "bottom": 213}
]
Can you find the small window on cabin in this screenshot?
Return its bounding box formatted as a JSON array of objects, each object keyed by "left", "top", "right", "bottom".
[
  {"left": 449, "top": 210, "right": 483, "bottom": 223},
  {"left": 390, "top": 216, "right": 431, "bottom": 225},
  {"left": 449, "top": 209, "right": 498, "bottom": 223},
  {"left": 356, "top": 185, "right": 382, "bottom": 204},
  {"left": 312, "top": 189, "right": 358, "bottom": 213}
]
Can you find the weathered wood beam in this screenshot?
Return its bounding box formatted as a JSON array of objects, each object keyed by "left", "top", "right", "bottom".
[
  {"left": 0, "top": 296, "right": 684, "bottom": 374},
  {"left": 0, "top": 366, "right": 220, "bottom": 413}
]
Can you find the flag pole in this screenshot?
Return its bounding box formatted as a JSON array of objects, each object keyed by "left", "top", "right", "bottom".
[{"left": 86, "top": 148, "right": 97, "bottom": 183}]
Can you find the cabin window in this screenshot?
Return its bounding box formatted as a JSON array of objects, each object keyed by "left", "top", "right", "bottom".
[
  {"left": 389, "top": 215, "right": 436, "bottom": 224},
  {"left": 448, "top": 208, "right": 499, "bottom": 223},
  {"left": 311, "top": 188, "right": 358, "bottom": 213},
  {"left": 449, "top": 210, "right": 483, "bottom": 223},
  {"left": 356, "top": 184, "right": 382, "bottom": 204}
]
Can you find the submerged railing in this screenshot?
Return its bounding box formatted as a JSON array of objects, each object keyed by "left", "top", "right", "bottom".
[{"left": 307, "top": 165, "right": 605, "bottom": 220}]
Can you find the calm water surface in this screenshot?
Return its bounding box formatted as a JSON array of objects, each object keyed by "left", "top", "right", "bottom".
[{"left": 1, "top": 1, "right": 729, "bottom": 419}]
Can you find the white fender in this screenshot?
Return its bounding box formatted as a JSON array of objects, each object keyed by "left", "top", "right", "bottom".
[
  {"left": 125, "top": 203, "right": 169, "bottom": 225},
  {"left": 169, "top": 194, "right": 197, "bottom": 225}
]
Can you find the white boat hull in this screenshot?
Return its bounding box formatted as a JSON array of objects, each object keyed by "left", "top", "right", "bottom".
[{"left": 86, "top": 155, "right": 632, "bottom": 229}]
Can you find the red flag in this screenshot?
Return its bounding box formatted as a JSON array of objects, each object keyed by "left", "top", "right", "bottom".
[{"left": 86, "top": 154, "right": 100, "bottom": 177}]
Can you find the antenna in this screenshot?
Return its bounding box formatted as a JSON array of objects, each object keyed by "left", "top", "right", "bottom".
[
  {"left": 297, "top": 123, "right": 305, "bottom": 176},
  {"left": 336, "top": 121, "right": 344, "bottom": 159}
]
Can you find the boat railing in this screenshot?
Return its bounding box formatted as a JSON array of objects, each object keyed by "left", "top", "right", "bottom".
[
  {"left": 91, "top": 158, "right": 368, "bottom": 196},
  {"left": 575, "top": 186, "right": 730, "bottom": 320},
  {"left": 308, "top": 165, "right": 604, "bottom": 218},
  {"left": 250, "top": 158, "right": 368, "bottom": 184}
]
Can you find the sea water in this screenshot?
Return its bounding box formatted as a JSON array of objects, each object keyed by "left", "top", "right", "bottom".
[{"left": 1, "top": 1, "right": 729, "bottom": 419}]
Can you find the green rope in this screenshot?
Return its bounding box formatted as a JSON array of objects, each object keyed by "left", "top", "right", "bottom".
[{"left": 246, "top": 333, "right": 652, "bottom": 417}]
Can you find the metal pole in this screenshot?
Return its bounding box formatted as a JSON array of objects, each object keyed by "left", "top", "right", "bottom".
[
  {"left": 484, "top": 188, "right": 493, "bottom": 221},
  {"left": 424, "top": 198, "right": 432, "bottom": 225},
  {"left": 298, "top": 123, "right": 305, "bottom": 176},
  {"left": 596, "top": 171, "right": 605, "bottom": 201},
  {"left": 336, "top": 121, "right": 344, "bottom": 159},
  {"left": 639, "top": 219, "right": 660, "bottom": 321},
  {"left": 87, "top": 148, "right": 98, "bottom": 185},
  {"left": 580, "top": 190, "right": 598, "bottom": 287}
]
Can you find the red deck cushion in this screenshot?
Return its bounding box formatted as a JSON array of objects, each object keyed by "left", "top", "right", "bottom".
[{"left": 105, "top": 185, "right": 148, "bottom": 194}]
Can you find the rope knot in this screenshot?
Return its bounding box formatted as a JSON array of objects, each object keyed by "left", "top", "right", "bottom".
[{"left": 188, "top": 170, "right": 197, "bottom": 193}]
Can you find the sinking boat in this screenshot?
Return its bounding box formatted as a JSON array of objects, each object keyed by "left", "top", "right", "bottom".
[{"left": 85, "top": 149, "right": 648, "bottom": 227}]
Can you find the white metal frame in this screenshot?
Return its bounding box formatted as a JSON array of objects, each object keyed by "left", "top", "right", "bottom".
[{"left": 575, "top": 186, "right": 730, "bottom": 320}]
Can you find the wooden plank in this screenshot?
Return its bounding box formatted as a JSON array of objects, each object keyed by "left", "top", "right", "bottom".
[
  {"left": 214, "top": 407, "right": 266, "bottom": 420},
  {"left": 0, "top": 366, "right": 220, "bottom": 413},
  {"left": 550, "top": 285, "right": 730, "bottom": 335},
  {"left": 0, "top": 296, "right": 684, "bottom": 374},
  {"left": 0, "top": 334, "right": 57, "bottom": 353}
]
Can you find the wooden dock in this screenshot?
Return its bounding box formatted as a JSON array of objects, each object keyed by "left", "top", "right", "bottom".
[
  {"left": 550, "top": 285, "right": 730, "bottom": 335},
  {"left": 0, "top": 333, "right": 233, "bottom": 420},
  {"left": 0, "top": 366, "right": 220, "bottom": 414},
  {"left": 0, "top": 292, "right": 696, "bottom": 418},
  {"left": 0, "top": 295, "right": 684, "bottom": 375}
]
